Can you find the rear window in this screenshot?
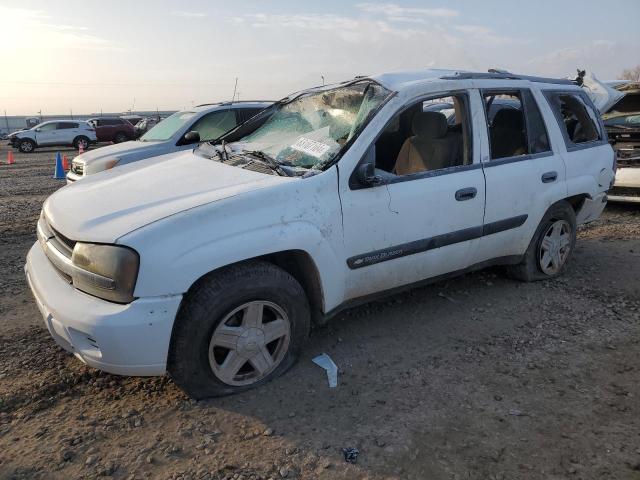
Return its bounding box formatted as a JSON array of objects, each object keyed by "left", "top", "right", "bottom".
[
  {"left": 57, "top": 122, "right": 78, "bottom": 129},
  {"left": 545, "top": 92, "right": 603, "bottom": 147}
]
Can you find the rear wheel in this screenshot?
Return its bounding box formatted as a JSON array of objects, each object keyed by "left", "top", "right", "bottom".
[
  {"left": 507, "top": 201, "right": 577, "bottom": 281},
  {"left": 73, "top": 136, "right": 90, "bottom": 150},
  {"left": 168, "top": 260, "right": 310, "bottom": 399},
  {"left": 18, "top": 139, "right": 36, "bottom": 153},
  {"left": 114, "top": 132, "right": 128, "bottom": 143}
]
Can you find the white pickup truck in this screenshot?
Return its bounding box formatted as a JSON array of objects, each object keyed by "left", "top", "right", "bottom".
[{"left": 26, "top": 69, "right": 615, "bottom": 398}]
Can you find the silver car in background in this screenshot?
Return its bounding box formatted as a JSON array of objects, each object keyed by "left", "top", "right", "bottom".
[{"left": 66, "top": 101, "right": 272, "bottom": 182}]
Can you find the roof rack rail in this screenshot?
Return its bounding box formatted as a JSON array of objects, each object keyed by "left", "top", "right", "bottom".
[
  {"left": 441, "top": 69, "right": 575, "bottom": 86},
  {"left": 195, "top": 100, "right": 275, "bottom": 107}
]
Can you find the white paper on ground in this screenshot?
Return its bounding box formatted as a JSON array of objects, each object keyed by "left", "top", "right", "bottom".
[{"left": 312, "top": 353, "right": 338, "bottom": 388}]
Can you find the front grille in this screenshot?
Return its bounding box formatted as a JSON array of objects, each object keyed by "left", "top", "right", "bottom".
[
  {"left": 38, "top": 216, "right": 75, "bottom": 283},
  {"left": 71, "top": 162, "right": 84, "bottom": 175},
  {"left": 49, "top": 226, "right": 76, "bottom": 256},
  {"left": 609, "top": 186, "right": 640, "bottom": 198}
]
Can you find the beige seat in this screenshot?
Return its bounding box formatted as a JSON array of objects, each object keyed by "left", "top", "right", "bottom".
[{"left": 394, "top": 111, "right": 461, "bottom": 176}]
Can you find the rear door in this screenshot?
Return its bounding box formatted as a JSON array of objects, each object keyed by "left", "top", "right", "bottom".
[
  {"left": 56, "top": 122, "right": 80, "bottom": 145},
  {"left": 543, "top": 90, "right": 614, "bottom": 215},
  {"left": 476, "top": 86, "right": 566, "bottom": 263}
]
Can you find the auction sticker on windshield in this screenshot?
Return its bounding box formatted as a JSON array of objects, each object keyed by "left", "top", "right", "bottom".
[{"left": 291, "top": 137, "right": 331, "bottom": 158}]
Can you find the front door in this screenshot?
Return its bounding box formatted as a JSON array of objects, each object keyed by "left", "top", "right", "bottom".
[
  {"left": 339, "top": 90, "right": 486, "bottom": 301},
  {"left": 34, "top": 122, "right": 59, "bottom": 146}
]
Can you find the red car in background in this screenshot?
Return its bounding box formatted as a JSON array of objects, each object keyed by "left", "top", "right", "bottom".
[{"left": 87, "top": 117, "right": 138, "bottom": 143}]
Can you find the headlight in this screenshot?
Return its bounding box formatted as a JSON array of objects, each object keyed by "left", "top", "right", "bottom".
[{"left": 71, "top": 243, "right": 139, "bottom": 303}]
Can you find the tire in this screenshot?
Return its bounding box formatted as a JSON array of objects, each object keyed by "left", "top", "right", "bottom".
[
  {"left": 114, "top": 132, "right": 128, "bottom": 143},
  {"left": 73, "top": 136, "right": 90, "bottom": 150},
  {"left": 168, "top": 260, "right": 310, "bottom": 399},
  {"left": 17, "top": 138, "right": 36, "bottom": 153},
  {"left": 507, "top": 201, "right": 577, "bottom": 282}
]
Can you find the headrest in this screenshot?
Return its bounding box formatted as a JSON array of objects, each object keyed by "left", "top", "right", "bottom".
[
  {"left": 412, "top": 111, "right": 448, "bottom": 139},
  {"left": 492, "top": 108, "right": 524, "bottom": 130}
]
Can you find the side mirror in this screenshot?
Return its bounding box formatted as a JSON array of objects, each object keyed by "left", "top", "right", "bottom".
[
  {"left": 357, "top": 162, "right": 382, "bottom": 187},
  {"left": 35, "top": 128, "right": 41, "bottom": 132},
  {"left": 182, "top": 131, "right": 200, "bottom": 144}
]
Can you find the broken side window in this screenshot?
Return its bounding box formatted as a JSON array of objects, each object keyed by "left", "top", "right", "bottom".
[{"left": 546, "top": 92, "right": 603, "bottom": 146}]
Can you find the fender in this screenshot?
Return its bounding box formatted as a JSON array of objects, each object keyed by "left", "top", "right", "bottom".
[{"left": 119, "top": 170, "right": 346, "bottom": 311}]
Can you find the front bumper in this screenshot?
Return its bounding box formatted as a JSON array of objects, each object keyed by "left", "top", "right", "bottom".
[
  {"left": 66, "top": 170, "right": 81, "bottom": 184},
  {"left": 25, "top": 242, "right": 182, "bottom": 376}
]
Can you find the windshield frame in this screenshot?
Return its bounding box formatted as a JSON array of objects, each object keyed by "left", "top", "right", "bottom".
[{"left": 214, "top": 78, "right": 395, "bottom": 172}]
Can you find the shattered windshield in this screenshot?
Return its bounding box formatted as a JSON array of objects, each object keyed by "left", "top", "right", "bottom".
[{"left": 235, "top": 81, "right": 391, "bottom": 169}]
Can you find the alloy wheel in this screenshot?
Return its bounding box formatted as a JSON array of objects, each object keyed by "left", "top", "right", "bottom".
[
  {"left": 538, "top": 219, "right": 572, "bottom": 275},
  {"left": 208, "top": 301, "right": 291, "bottom": 386}
]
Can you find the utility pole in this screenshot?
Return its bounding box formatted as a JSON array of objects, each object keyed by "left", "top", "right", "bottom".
[
  {"left": 321, "top": 75, "right": 325, "bottom": 86},
  {"left": 4, "top": 110, "right": 9, "bottom": 135},
  {"left": 70, "top": 108, "right": 73, "bottom": 120}
]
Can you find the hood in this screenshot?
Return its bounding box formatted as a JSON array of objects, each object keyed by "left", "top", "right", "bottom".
[
  {"left": 580, "top": 72, "right": 625, "bottom": 113},
  {"left": 44, "top": 150, "right": 289, "bottom": 243},
  {"left": 75, "top": 140, "right": 166, "bottom": 164}
]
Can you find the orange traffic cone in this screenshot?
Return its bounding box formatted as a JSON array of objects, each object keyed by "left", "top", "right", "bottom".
[
  {"left": 7, "top": 150, "right": 14, "bottom": 165},
  {"left": 78, "top": 144, "right": 85, "bottom": 155},
  {"left": 62, "top": 155, "right": 69, "bottom": 170}
]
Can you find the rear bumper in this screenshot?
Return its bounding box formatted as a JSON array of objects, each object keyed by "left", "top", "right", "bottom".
[
  {"left": 25, "top": 242, "right": 182, "bottom": 376},
  {"left": 609, "top": 168, "right": 640, "bottom": 203}
]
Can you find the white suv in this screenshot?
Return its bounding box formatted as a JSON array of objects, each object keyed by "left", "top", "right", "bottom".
[
  {"left": 26, "top": 70, "right": 614, "bottom": 398},
  {"left": 66, "top": 102, "right": 272, "bottom": 182},
  {"left": 8, "top": 121, "right": 97, "bottom": 152}
]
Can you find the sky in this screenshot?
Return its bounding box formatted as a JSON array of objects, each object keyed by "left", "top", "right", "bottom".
[{"left": 1, "top": 0, "right": 639, "bottom": 115}]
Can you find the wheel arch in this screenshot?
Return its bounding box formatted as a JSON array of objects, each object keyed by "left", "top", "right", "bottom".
[
  {"left": 73, "top": 135, "right": 90, "bottom": 145},
  {"left": 180, "top": 249, "right": 326, "bottom": 323},
  {"left": 563, "top": 193, "right": 589, "bottom": 214}
]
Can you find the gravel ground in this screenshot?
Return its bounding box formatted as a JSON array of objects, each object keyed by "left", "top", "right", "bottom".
[{"left": 0, "top": 145, "right": 639, "bottom": 480}]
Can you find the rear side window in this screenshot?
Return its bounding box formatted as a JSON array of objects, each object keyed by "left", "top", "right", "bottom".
[
  {"left": 57, "top": 122, "right": 78, "bottom": 129},
  {"left": 482, "top": 90, "right": 550, "bottom": 160},
  {"left": 545, "top": 92, "right": 602, "bottom": 146}
]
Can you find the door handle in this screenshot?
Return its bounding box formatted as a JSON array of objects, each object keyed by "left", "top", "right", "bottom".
[
  {"left": 455, "top": 187, "right": 477, "bottom": 201},
  {"left": 541, "top": 171, "right": 557, "bottom": 183}
]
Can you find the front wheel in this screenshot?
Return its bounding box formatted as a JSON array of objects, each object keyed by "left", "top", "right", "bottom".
[
  {"left": 114, "top": 132, "right": 128, "bottom": 143},
  {"left": 168, "top": 261, "right": 310, "bottom": 399},
  {"left": 73, "top": 136, "right": 90, "bottom": 150},
  {"left": 18, "top": 139, "right": 36, "bottom": 153},
  {"left": 507, "top": 201, "right": 577, "bottom": 282}
]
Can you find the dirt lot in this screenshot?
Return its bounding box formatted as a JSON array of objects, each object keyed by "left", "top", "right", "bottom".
[{"left": 0, "top": 144, "right": 639, "bottom": 480}]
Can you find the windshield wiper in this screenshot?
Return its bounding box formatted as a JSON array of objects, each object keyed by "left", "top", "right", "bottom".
[{"left": 243, "top": 150, "right": 290, "bottom": 176}]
